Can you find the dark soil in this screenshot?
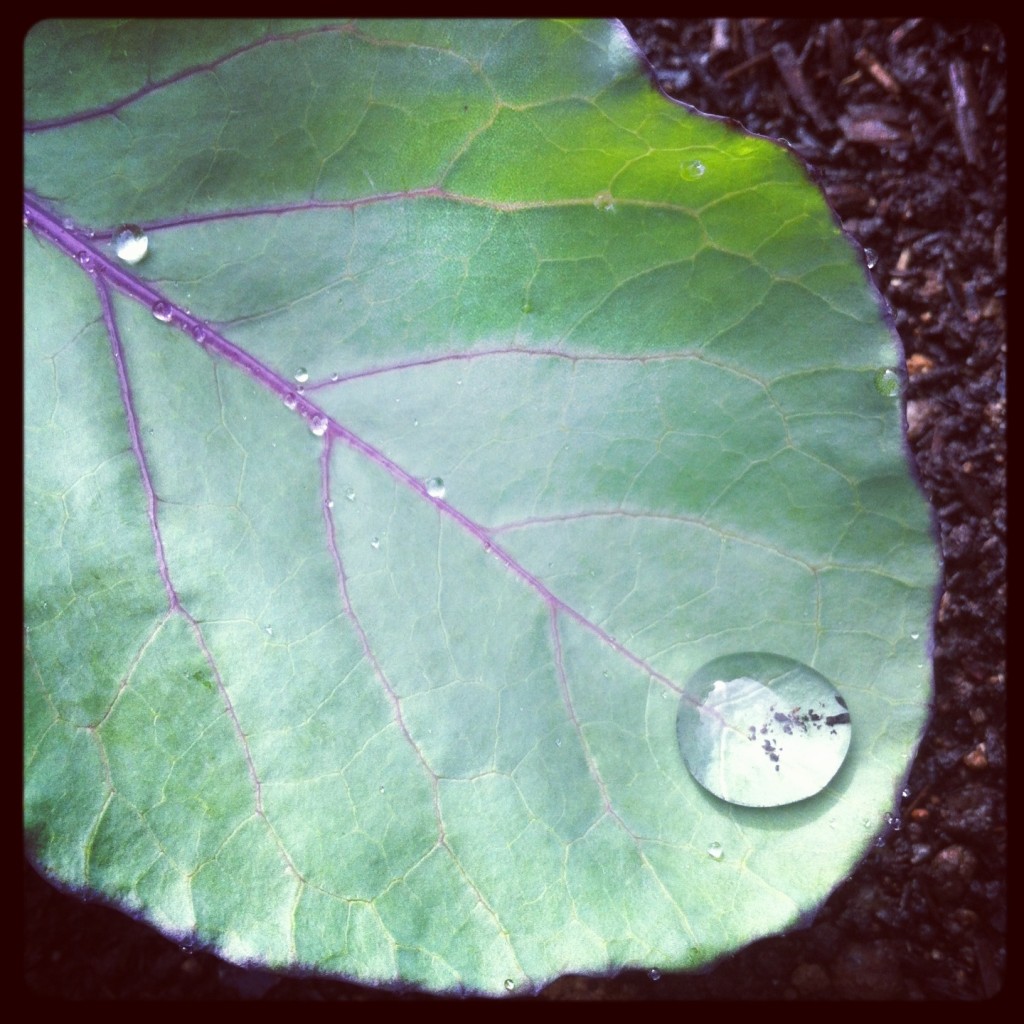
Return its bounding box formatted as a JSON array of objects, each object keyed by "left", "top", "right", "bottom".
[{"left": 25, "top": 19, "right": 1005, "bottom": 1000}]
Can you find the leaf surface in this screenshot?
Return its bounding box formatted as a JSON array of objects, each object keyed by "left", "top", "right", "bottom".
[{"left": 24, "top": 19, "right": 939, "bottom": 994}]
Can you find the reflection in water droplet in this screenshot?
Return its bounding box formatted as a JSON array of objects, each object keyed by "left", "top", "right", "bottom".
[
  {"left": 113, "top": 223, "right": 148, "bottom": 264},
  {"left": 874, "top": 368, "right": 899, "bottom": 396},
  {"left": 282, "top": 392, "right": 298, "bottom": 410},
  {"left": 864, "top": 247, "right": 878, "bottom": 269},
  {"left": 309, "top": 415, "right": 329, "bottom": 437},
  {"left": 706, "top": 842, "right": 724, "bottom": 860},
  {"left": 426, "top": 477, "right": 446, "bottom": 499},
  {"left": 677, "top": 653, "right": 852, "bottom": 807},
  {"left": 593, "top": 191, "right": 614, "bottom": 212},
  {"left": 294, "top": 368, "right": 309, "bottom": 383},
  {"left": 151, "top": 301, "right": 173, "bottom": 323},
  {"left": 680, "top": 159, "right": 706, "bottom": 180}
]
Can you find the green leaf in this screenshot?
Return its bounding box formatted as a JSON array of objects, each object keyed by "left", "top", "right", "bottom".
[{"left": 24, "top": 19, "right": 939, "bottom": 995}]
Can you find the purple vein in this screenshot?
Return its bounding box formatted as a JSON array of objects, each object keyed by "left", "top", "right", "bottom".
[
  {"left": 29, "top": 191, "right": 685, "bottom": 705},
  {"left": 25, "top": 23, "right": 353, "bottom": 131},
  {"left": 95, "top": 271, "right": 266, "bottom": 815}
]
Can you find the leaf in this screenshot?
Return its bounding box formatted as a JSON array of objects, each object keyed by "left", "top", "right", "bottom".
[{"left": 24, "top": 19, "right": 939, "bottom": 995}]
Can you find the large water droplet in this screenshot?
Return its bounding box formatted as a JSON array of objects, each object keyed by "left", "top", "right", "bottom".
[
  {"left": 593, "top": 191, "right": 614, "bottom": 212},
  {"left": 426, "top": 477, "right": 446, "bottom": 499},
  {"left": 680, "top": 159, "right": 706, "bottom": 180},
  {"left": 113, "top": 223, "right": 148, "bottom": 264},
  {"left": 874, "top": 367, "right": 899, "bottom": 397},
  {"left": 294, "top": 368, "right": 309, "bottom": 384},
  {"left": 677, "top": 653, "right": 852, "bottom": 807},
  {"left": 151, "top": 301, "right": 173, "bottom": 323}
]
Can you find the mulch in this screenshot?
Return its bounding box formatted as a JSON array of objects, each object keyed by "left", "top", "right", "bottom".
[{"left": 25, "top": 19, "right": 1005, "bottom": 1000}]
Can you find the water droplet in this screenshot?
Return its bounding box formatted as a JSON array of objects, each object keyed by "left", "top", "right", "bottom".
[
  {"left": 504, "top": 979, "right": 515, "bottom": 992},
  {"left": 677, "top": 653, "right": 852, "bottom": 807},
  {"left": 75, "top": 250, "right": 94, "bottom": 270},
  {"left": 864, "top": 247, "right": 878, "bottom": 269},
  {"left": 680, "top": 158, "right": 706, "bottom": 180},
  {"left": 345, "top": 488, "right": 356, "bottom": 502},
  {"left": 294, "top": 368, "right": 309, "bottom": 384},
  {"left": 902, "top": 787, "right": 912, "bottom": 799},
  {"left": 370, "top": 536, "right": 380, "bottom": 549},
  {"left": 282, "top": 392, "right": 298, "bottom": 410},
  {"left": 910, "top": 632, "right": 920, "bottom": 641},
  {"left": 593, "top": 190, "right": 615, "bottom": 212},
  {"left": 326, "top": 499, "right": 334, "bottom": 509},
  {"left": 113, "top": 223, "right": 148, "bottom": 264},
  {"left": 151, "top": 301, "right": 173, "bottom": 323},
  {"left": 521, "top": 301, "right": 533, "bottom": 314},
  {"left": 190, "top": 323, "right": 208, "bottom": 344},
  {"left": 426, "top": 477, "right": 446, "bottom": 499},
  {"left": 330, "top": 371, "right": 339, "bottom": 382},
  {"left": 265, "top": 625, "right": 273, "bottom": 636},
  {"left": 309, "top": 414, "right": 329, "bottom": 437},
  {"left": 874, "top": 367, "right": 899, "bottom": 396},
  {"left": 706, "top": 841, "right": 724, "bottom": 861},
  {"left": 555, "top": 737, "right": 562, "bottom": 748},
  {"left": 648, "top": 968, "right": 662, "bottom": 982},
  {"left": 61, "top": 216, "right": 76, "bottom": 231}
]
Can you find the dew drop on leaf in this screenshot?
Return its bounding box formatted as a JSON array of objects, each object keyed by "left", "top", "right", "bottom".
[
  {"left": 426, "top": 477, "right": 446, "bottom": 499},
  {"left": 151, "top": 301, "right": 173, "bottom": 323},
  {"left": 504, "top": 979, "right": 515, "bottom": 992},
  {"left": 309, "top": 414, "right": 329, "bottom": 437},
  {"left": 294, "top": 368, "right": 309, "bottom": 384},
  {"left": 874, "top": 368, "right": 899, "bottom": 396},
  {"left": 676, "top": 652, "right": 852, "bottom": 807},
  {"left": 75, "top": 250, "right": 93, "bottom": 270},
  {"left": 190, "top": 323, "right": 208, "bottom": 344},
  {"left": 282, "top": 392, "right": 298, "bottom": 410},
  {"left": 706, "top": 841, "right": 724, "bottom": 860},
  {"left": 680, "top": 158, "right": 706, "bottom": 179},
  {"left": 593, "top": 190, "right": 614, "bottom": 212},
  {"left": 370, "top": 536, "right": 380, "bottom": 550},
  {"left": 113, "top": 223, "right": 148, "bottom": 264}
]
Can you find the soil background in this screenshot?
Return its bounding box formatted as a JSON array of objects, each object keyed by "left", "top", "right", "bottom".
[{"left": 25, "top": 19, "right": 1006, "bottom": 1000}]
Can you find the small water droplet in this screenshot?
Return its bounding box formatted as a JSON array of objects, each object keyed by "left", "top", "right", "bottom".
[
  {"left": 677, "top": 653, "right": 852, "bottom": 808},
  {"left": 282, "top": 392, "right": 298, "bottom": 410},
  {"left": 706, "top": 841, "right": 724, "bottom": 861},
  {"left": 345, "top": 488, "right": 356, "bottom": 502},
  {"left": 680, "top": 158, "right": 706, "bottom": 180},
  {"left": 62, "top": 216, "right": 76, "bottom": 231},
  {"left": 426, "top": 477, "right": 446, "bottom": 499},
  {"left": 864, "top": 247, "right": 878, "bottom": 269},
  {"left": 413, "top": 418, "right": 419, "bottom": 427},
  {"left": 75, "top": 250, "right": 94, "bottom": 270},
  {"left": 504, "top": 979, "right": 515, "bottom": 992},
  {"left": 151, "top": 301, "right": 173, "bottom": 323},
  {"left": 326, "top": 499, "right": 334, "bottom": 509},
  {"left": 648, "top": 968, "right": 662, "bottom": 982},
  {"left": 910, "top": 632, "right": 920, "bottom": 641},
  {"left": 379, "top": 785, "right": 385, "bottom": 794},
  {"left": 309, "top": 414, "right": 329, "bottom": 437},
  {"left": 593, "top": 190, "right": 615, "bottom": 212},
  {"left": 555, "top": 737, "right": 562, "bottom": 748},
  {"left": 371, "top": 536, "right": 380, "bottom": 549},
  {"left": 330, "top": 371, "right": 339, "bottom": 382},
  {"left": 521, "top": 301, "right": 533, "bottom": 314},
  {"left": 113, "top": 223, "right": 148, "bottom": 264},
  {"left": 294, "top": 368, "right": 309, "bottom": 384},
  {"left": 265, "top": 625, "right": 273, "bottom": 636},
  {"left": 190, "top": 323, "right": 208, "bottom": 344},
  {"left": 902, "top": 787, "right": 912, "bottom": 799},
  {"left": 874, "top": 367, "right": 899, "bottom": 396},
  {"left": 455, "top": 378, "right": 463, "bottom": 386}
]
